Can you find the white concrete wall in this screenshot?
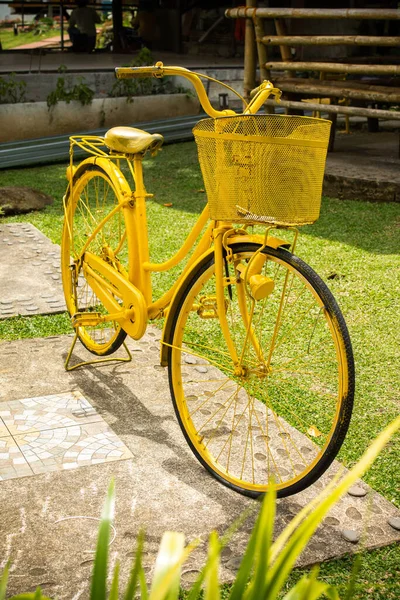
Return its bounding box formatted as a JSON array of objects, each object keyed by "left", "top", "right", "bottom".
[{"left": 0, "top": 94, "right": 200, "bottom": 142}]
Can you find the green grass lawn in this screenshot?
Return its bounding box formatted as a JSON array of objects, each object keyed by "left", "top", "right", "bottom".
[
  {"left": 0, "top": 27, "right": 60, "bottom": 49},
  {"left": 1, "top": 141, "right": 399, "bottom": 599}
]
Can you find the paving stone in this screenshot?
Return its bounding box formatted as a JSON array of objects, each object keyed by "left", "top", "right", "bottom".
[
  {"left": 0, "top": 224, "right": 65, "bottom": 319},
  {"left": 185, "top": 354, "right": 197, "bottom": 364},
  {"left": 388, "top": 516, "right": 400, "bottom": 531},
  {"left": 341, "top": 529, "right": 360, "bottom": 544},
  {"left": 348, "top": 485, "right": 368, "bottom": 497}
]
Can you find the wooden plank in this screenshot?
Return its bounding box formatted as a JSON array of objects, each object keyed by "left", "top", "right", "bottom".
[
  {"left": 274, "top": 79, "right": 400, "bottom": 103},
  {"left": 225, "top": 8, "right": 400, "bottom": 20},
  {"left": 261, "top": 35, "right": 400, "bottom": 46},
  {"left": 277, "top": 78, "right": 400, "bottom": 94},
  {"left": 254, "top": 17, "right": 269, "bottom": 82},
  {"left": 264, "top": 98, "right": 400, "bottom": 119},
  {"left": 266, "top": 62, "right": 400, "bottom": 75},
  {"left": 244, "top": 0, "right": 257, "bottom": 99},
  {"left": 274, "top": 19, "right": 292, "bottom": 62}
]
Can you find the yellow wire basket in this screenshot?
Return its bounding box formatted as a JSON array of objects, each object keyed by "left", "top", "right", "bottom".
[{"left": 193, "top": 114, "right": 331, "bottom": 226}]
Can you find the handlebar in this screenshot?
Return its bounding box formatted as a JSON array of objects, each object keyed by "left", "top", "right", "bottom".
[{"left": 115, "top": 62, "right": 281, "bottom": 119}]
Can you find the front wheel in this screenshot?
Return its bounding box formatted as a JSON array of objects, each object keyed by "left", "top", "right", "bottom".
[{"left": 166, "top": 243, "right": 354, "bottom": 498}]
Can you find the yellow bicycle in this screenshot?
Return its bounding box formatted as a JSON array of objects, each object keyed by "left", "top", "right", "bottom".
[{"left": 61, "top": 62, "right": 354, "bottom": 498}]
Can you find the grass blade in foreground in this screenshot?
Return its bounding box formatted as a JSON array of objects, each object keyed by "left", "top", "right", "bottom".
[
  {"left": 264, "top": 415, "right": 400, "bottom": 599},
  {"left": 123, "top": 531, "right": 146, "bottom": 600},
  {"left": 90, "top": 480, "right": 115, "bottom": 600},
  {"left": 0, "top": 563, "right": 9, "bottom": 600},
  {"left": 204, "top": 531, "right": 220, "bottom": 600},
  {"left": 282, "top": 568, "right": 339, "bottom": 600},
  {"left": 149, "top": 531, "right": 185, "bottom": 600},
  {"left": 109, "top": 561, "right": 120, "bottom": 600}
]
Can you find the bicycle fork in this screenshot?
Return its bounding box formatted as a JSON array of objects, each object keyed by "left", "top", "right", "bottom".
[{"left": 213, "top": 228, "right": 268, "bottom": 376}]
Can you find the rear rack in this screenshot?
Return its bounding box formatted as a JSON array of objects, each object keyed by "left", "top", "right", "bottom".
[{"left": 69, "top": 136, "right": 127, "bottom": 160}]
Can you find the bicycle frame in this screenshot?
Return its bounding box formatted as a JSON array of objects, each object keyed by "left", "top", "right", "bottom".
[{"left": 64, "top": 64, "right": 286, "bottom": 366}]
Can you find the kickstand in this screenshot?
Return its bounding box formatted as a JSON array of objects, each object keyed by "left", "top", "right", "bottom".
[{"left": 65, "top": 330, "right": 132, "bottom": 371}]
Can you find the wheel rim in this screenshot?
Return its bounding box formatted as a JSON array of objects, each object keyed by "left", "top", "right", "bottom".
[
  {"left": 169, "top": 247, "right": 350, "bottom": 495},
  {"left": 62, "top": 168, "right": 128, "bottom": 353}
]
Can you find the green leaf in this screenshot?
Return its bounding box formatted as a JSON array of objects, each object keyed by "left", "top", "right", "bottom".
[
  {"left": 109, "top": 560, "right": 120, "bottom": 600},
  {"left": 0, "top": 562, "right": 10, "bottom": 600},
  {"left": 282, "top": 570, "right": 339, "bottom": 600},
  {"left": 139, "top": 567, "right": 149, "bottom": 600},
  {"left": 90, "top": 480, "right": 115, "bottom": 600},
  {"left": 270, "top": 470, "right": 342, "bottom": 565},
  {"left": 244, "top": 485, "right": 276, "bottom": 600},
  {"left": 204, "top": 531, "right": 220, "bottom": 600},
  {"left": 186, "top": 569, "right": 206, "bottom": 600},
  {"left": 227, "top": 505, "right": 262, "bottom": 600},
  {"left": 265, "top": 415, "right": 400, "bottom": 599},
  {"left": 344, "top": 552, "right": 362, "bottom": 600},
  {"left": 123, "top": 530, "right": 145, "bottom": 600},
  {"left": 149, "top": 531, "right": 185, "bottom": 600}
]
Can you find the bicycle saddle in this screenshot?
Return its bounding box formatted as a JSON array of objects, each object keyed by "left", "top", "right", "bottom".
[{"left": 104, "top": 126, "right": 164, "bottom": 155}]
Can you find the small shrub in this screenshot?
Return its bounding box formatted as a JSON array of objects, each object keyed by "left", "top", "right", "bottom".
[
  {"left": 47, "top": 66, "right": 94, "bottom": 110},
  {"left": 32, "top": 17, "right": 54, "bottom": 36},
  {"left": 109, "top": 47, "right": 190, "bottom": 102},
  {"left": 0, "top": 72, "right": 26, "bottom": 104}
]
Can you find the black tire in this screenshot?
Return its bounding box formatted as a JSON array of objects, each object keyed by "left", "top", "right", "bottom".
[
  {"left": 61, "top": 163, "right": 128, "bottom": 356},
  {"left": 166, "top": 243, "right": 354, "bottom": 498}
]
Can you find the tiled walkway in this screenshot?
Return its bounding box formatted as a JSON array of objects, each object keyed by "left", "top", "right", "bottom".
[{"left": 0, "top": 392, "right": 132, "bottom": 480}]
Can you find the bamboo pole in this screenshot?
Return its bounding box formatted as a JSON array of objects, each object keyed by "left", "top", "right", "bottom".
[
  {"left": 261, "top": 35, "right": 400, "bottom": 46},
  {"left": 279, "top": 78, "right": 400, "bottom": 94},
  {"left": 225, "top": 8, "right": 400, "bottom": 20},
  {"left": 244, "top": 0, "right": 257, "bottom": 100},
  {"left": 253, "top": 16, "right": 274, "bottom": 113},
  {"left": 274, "top": 79, "right": 400, "bottom": 103},
  {"left": 254, "top": 16, "right": 269, "bottom": 81},
  {"left": 266, "top": 62, "right": 400, "bottom": 75},
  {"left": 264, "top": 98, "right": 400, "bottom": 119},
  {"left": 274, "top": 19, "right": 292, "bottom": 62}
]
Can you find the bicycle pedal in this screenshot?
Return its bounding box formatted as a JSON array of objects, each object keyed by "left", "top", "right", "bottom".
[
  {"left": 71, "top": 312, "right": 103, "bottom": 328},
  {"left": 196, "top": 295, "right": 228, "bottom": 319}
]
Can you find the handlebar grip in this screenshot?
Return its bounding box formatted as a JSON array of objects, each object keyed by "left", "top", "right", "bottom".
[{"left": 115, "top": 65, "right": 163, "bottom": 79}]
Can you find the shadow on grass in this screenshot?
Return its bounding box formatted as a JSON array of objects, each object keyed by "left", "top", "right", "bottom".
[{"left": 295, "top": 196, "right": 399, "bottom": 255}]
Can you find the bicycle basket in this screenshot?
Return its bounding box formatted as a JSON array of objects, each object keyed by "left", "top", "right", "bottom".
[{"left": 193, "top": 114, "right": 331, "bottom": 226}]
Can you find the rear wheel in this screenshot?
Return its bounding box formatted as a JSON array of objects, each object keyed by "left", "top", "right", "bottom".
[
  {"left": 166, "top": 243, "right": 354, "bottom": 498},
  {"left": 61, "top": 163, "right": 129, "bottom": 356}
]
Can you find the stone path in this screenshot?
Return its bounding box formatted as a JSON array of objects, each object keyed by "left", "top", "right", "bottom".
[
  {"left": 0, "top": 223, "right": 64, "bottom": 319},
  {"left": 0, "top": 332, "right": 399, "bottom": 599}
]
